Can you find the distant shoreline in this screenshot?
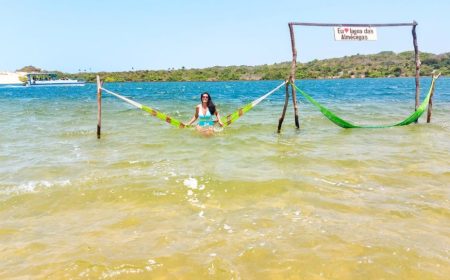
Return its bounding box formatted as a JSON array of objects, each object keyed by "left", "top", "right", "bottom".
[
  {"left": 1, "top": 71, "right": 446, "bottom": 85},
  {"left": 66, "top": 51, "right": 448, "bottom": 83},
  {"left": 4, "top": 51, "right": 449, "bottom": 84}
]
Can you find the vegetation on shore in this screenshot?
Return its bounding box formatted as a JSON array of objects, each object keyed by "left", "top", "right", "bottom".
[{"left": 18, "top": 51, "right": 450, "bottom": 82}]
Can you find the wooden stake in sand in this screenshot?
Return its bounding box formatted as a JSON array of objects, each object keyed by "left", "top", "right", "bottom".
[
  {"left": 412, "top": 21, "right": 421, "bottom": 122},
  {"left": 97, "top": 75, "right": 102, "bottom": 139}
]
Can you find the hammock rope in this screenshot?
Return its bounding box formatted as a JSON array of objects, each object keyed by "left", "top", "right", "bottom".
[
  {"left": 290, "top": 74, "right": 440, "bottom": 128},
  {"left": 221, "top": 81, "right": 286, "bottom": 127},
  {"left": 102, "top": 87, "right": 189, "bottom": 128},
  {"left": 101, "top": 81, "right": 286, "bottom": 128}
]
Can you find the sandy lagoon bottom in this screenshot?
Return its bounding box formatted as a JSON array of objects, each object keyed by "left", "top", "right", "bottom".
[{"left": 1, "top": 80, "right": 449, "bottom": 279}]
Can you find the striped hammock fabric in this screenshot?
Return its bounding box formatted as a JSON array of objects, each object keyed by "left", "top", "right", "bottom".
[{"left": 101, "top": 81, "right": 286, "bottom": 129}]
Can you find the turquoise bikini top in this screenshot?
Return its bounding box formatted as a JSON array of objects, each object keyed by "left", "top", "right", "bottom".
[{"left": 198, "top": 108, "right": 214, "bottom": 127}]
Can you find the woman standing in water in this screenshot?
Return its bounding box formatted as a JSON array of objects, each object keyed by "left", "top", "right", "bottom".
[{"left": 187, "top": 92, "right": 223, "bottom": 134}]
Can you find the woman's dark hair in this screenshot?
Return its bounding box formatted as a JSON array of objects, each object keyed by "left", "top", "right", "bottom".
[{"left": 201, "top": 92, "right": 216, "bottom": 115}]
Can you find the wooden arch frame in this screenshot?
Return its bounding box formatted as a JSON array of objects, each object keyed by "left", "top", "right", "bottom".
[{"left": 278, "top": 21, "right": 420, "bottom": 132}]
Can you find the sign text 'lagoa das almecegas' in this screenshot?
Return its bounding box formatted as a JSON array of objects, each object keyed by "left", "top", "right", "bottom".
[{"left": 334, "top": 27, "right": 378, "bottom": 41}]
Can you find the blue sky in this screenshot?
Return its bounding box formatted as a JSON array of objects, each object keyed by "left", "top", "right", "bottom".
[{"left": 1, "top": 0, "right": 449, "bottom": 72}]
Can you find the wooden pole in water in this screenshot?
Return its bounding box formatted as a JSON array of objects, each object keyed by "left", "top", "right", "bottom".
[
  {"left": 278, "top": 82, "right": 290, "bottom": 133},
  {"left": 427, "top": 73, "right": 440, "bottom": 123},
  {"left": 289, "top": 23, "right": 300, "bottom": 129},
  {"left": 278, "top": 23, "right": 301, "bottom": 133},
  {"left": 412, "top": 21, "right": 421, "bottom": 122},
  {"left": 96, "top": 75, "right": 102, "bottom": 139}
]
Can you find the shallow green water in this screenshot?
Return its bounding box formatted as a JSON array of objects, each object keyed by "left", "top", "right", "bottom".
[{"left": 0, "top": 79, "right": 449, "bottom": 279}]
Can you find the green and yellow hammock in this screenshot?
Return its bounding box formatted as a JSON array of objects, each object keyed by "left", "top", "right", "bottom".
[
  {"left": 290, "top": 74, "right": 440, "bottom": 128},
  {"left": 101, "top": 81, "right": 286, "bottom": 128}
]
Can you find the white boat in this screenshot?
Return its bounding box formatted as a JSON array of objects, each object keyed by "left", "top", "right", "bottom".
[{"left": 26, "top": 73, "right": 85, "bottom": 86}]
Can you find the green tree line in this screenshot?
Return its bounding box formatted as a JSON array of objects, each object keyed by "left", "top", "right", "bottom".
[{"left": 20, "top": 51, "right": 450, "bottom": 82}]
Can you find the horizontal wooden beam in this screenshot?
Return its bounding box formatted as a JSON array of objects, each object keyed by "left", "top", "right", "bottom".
[{"left": 289, "top": 21, "right": 417, "bottom": 27}]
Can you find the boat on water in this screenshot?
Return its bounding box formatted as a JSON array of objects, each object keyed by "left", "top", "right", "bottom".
[{"left": 26, "top": 73, "right": 85, "bottom": 86}]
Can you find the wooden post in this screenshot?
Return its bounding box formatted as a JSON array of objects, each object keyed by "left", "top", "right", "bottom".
[
  {"left": 97, "top": 75, "right": 102, "bottom": 139},
  {"left": 291, "top": 84, "right": 299, "bottom": 129},
  {"left": 278, "top": 23, "right": 300, "bottom": 133},
  {"left": 277, "top": 82, "right": 290, "bottom": 133},
  {"left": 427, "top": 73, "right": 440, "bottom": 123},
  {"left": 412, "top": 21, "right": 421, "bottom": 122},
  {"left": 289, "top": 23, "right": 300, "bottom": 129}
]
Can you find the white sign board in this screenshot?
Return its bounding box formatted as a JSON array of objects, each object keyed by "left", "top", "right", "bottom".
[{"left": 334, "top": 27, "right": 378, "bottom": 41}]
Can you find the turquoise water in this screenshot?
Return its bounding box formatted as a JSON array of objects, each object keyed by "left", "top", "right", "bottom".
[{"left": 1, "top": 78, "right": 449, "bottom": 279}]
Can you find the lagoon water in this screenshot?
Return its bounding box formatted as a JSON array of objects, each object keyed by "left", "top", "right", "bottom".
[{"left": 1, "top": 78, "right": 449, "bottom": 279}]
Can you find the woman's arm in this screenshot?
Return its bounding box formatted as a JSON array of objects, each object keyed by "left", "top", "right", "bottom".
[
  {"left": 215, "top": 111, "right": 224, "bottom": 127},
  {"left": 187, "top": 106, "right": 199, "bottom": 125}
]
